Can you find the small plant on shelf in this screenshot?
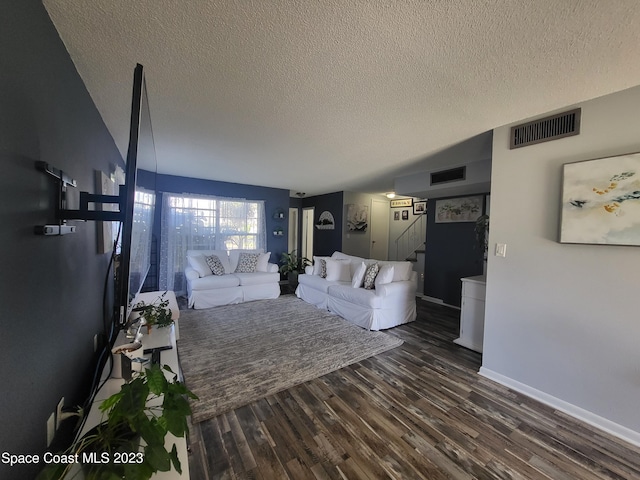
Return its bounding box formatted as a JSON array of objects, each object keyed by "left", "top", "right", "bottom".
[
  {"left": 37, "top": 363, "right": 198, "bottom": 480},
  {"left": 132, "top": 293, "right": 173, "bottom": 331}
]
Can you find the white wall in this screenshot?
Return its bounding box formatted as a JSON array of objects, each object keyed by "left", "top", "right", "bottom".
[{"left": 482, "top": 85, "right": 640, "bottom": 445}]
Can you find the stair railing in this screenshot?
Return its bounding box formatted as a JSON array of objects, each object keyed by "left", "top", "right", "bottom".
[{"left": 395, "top": 213, "right": 426, "bottom": 261}]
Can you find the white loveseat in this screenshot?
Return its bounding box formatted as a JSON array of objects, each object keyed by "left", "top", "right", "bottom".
[
  {"left": 185, "top": 249, "right": 280, "bottom": 309},
  {"left": 296, "top": 251, "right": 417, "bottom": 330}
]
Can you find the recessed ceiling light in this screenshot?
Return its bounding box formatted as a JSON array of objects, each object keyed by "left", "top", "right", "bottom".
[{"left": 386, "top": 192, "right": 396, "bottom": 199}]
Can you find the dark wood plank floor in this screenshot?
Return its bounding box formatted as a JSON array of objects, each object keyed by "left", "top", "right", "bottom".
[{"left": 183, "top": 298, "right": 640, "bottom": 479}]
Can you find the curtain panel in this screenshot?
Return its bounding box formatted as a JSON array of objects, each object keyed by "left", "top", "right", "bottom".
[{"left": 159, "top": 193, "right": 266, "bottom": 295}]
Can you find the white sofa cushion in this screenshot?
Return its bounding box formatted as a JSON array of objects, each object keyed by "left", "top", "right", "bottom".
[
  {"left": 374, "top": 264, "right": 395, "bottom": 289},
  {"left": 234, "top": 272, "right": 280, "bottom": 286},
  {"left": 190, "top": 274, "right": 240, "bottom": 290},
  {"left": 351, "top": 262, "right": 367, "bottom": 288},
  {"left": 325, "top": 258, "right": 351, "bottom": 282},
  {"left": 328, "top": 284, "right": 383, "bottom": 309},
  {"left": 379, "top": 261, "right": 413, "bottom": 282},
  {"left": 256, "top": 252, "right": 272, "bottom": 272},
  {"left": 187, "top": 255, "right": 212, "bottom": 277},
  {"left": 312, "top": 256, "right": 331, "bottom": 276},
  {"left": 187, "top": 250, "right": 232, "bottom": 274},
  {"left": 298, "top": 273, "right": 347, "bottom": 293}
]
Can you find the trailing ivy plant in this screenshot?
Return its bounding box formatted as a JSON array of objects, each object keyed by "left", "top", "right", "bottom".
[
  {"left": 38, "top": 364, "right": 198, "bottom": 480},
  {"left": 132, "top": 294, "right": 173, "bottom": 329}
]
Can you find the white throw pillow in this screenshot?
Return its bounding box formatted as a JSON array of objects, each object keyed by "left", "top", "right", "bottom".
[
  {"left": 187, "top": 255, "right": 212, "bottom": 278},
  {"left": 374, "top": 264, "right": 395, "bottom": 289},
  {"left": 380, "top": 261, "right": 413, "bottom": 282},
  {"left": 312, "top": 256, "right": 331, "bottom": 276},
  {"left": 325, "top": 258, "right": 351, "bottom": 282},
  {"left": 351, "top": 262, "right": 367, "bottom": 288},
  {"left": 256, "top": 252, "right": 271, "bottom": 272}
]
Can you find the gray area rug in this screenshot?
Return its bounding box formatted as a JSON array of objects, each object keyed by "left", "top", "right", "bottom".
[{"left": 178, "top": 295, "right": 403, "bottom": 423}]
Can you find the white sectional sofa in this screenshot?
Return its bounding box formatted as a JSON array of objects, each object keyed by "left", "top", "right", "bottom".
[
  {"left": 185, "top": 249, "right": 280, "bottom": 309},
  {"left": 296, "top": 251, "right": 417, "bottom": 330}
]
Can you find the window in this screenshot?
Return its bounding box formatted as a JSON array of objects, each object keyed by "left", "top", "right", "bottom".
[{"left": 159, "top": 193, "right": 266, "bottom": 294}]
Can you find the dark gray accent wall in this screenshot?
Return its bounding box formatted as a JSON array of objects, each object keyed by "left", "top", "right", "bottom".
[
  {"left": 1, "top": 2, "right": 123, "bottom": 478},
  {"left": 424, "top": 194, "right": 489, "bottom": 306},
  {"left": 302, "top": 192, "right": 344, "bottom": 256}
]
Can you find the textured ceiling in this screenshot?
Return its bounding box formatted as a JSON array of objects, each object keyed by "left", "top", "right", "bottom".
[{"left": 42, "top": 0, "right": 640, "bottom": 197}]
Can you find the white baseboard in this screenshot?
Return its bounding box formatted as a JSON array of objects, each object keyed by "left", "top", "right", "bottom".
[
  {"left": 419, "top": 295, "right": 460, "bottom": 310},
  {"left": 479, "top": 367, "right": 640, "bottom": 448}
]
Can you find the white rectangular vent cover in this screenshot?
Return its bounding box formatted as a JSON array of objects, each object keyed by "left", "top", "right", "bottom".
[{"left": 510, "top": 108, "right": 581, "bottom": 149}]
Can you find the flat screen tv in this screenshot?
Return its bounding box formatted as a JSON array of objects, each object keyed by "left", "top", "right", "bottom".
[{"left": 115, "top": 63, "right": 157, "bottom": 328}]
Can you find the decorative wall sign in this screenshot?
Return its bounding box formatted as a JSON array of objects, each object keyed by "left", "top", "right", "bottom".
[
  {"left": 560, "top": 152, "right": 640, "bottom": 246},
  {"left": 315, "top": 211, "right": 335, "bottom": 230},
  {"left": 390, "top": 198, "right": 413, "bottom": 208},
  {"left": 402, "top": 210, "right": 409, "bottom": 220},
  {"left": 346, "top": 204, "right": 368, "bottom": 232},
  {"left": 435, "top": 196, "right": 482, "bottom": 223}
]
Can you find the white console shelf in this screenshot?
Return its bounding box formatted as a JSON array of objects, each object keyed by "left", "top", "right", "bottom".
[
  {"left": 454, "top": 275, "right": 486, "bottom": 353},
  {"left": 76, "top": 291, "right": 189, "bottom": 480}
]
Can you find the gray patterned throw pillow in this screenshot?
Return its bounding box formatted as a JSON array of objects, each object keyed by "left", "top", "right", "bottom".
[
  {"left": 206, "top": 255, "right": 226, "bottom": 276},
  {"left": 235, "top": 252, "right": 260, "bottom": 273},
  {"left": 320, "top": 259, "right": 327, "bottom": 278},
  {"left": 363, "top": 263, "right": 379, "bottom": 289}
]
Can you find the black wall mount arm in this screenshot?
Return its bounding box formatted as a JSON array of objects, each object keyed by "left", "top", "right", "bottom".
[{"left": 35, "top": 161, "right": 126, "bottom": 235}]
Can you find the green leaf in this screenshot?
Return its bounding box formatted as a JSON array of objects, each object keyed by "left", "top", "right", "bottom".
[
  {"left": 144, "top": 444, "right": 172, "bottom": 472},
  {"left": 169, "top": 444, "right": 182, "bottom": 474},
  {"left": 145, "top": 365, "right": 168, "bottom": 395}
]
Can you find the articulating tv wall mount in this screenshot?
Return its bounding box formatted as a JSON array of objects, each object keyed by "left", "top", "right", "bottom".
[{"left": 34, "top": 161, "right": 125, "bottom": 236}]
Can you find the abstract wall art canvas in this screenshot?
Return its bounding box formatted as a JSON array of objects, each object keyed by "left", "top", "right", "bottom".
[
  {"left": 435, "top": 196, "right": 482, "bottom": 223},
  {"left": 560, "top": 152, "right": 640, "bottom": 246}
]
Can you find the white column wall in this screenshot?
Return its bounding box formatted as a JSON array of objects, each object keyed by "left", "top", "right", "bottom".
[{"left": 481, "top": 85, "right": 640, "bottom": 445}]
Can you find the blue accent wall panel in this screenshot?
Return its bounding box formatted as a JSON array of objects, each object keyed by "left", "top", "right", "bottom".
[
  {"left": 424, "top": 194, "right": 488, "bottom": 306},
  {"left": 149, "top": 173, "right": 291, "bottom": 278},
  {"left": 1, "top": 2, "right": 124, "bottom": 477}
]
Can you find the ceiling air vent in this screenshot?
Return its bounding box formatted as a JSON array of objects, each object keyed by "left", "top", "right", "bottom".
[
  {"left": 431, "top": 166, "right": 466, "bottom": 185},
  {"left": 510, "top": 108, "right": 581, "bottom": 149}
]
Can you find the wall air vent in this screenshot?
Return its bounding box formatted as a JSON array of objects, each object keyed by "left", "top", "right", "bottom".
[
  {"left": 510, "top": 108, "right": 581, "bottom": 149},
  {"left": 431, "top": 166, "right": 466, "bottom": 185}
]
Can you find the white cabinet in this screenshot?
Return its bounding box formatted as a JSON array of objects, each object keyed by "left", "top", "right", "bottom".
[{"left": 454, "top": 275, "right": 486, "bottom": 353}]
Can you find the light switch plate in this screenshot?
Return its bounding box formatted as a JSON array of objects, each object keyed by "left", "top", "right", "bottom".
[{"left": 495, "top": 243, "right": 507, "bottom": 257}]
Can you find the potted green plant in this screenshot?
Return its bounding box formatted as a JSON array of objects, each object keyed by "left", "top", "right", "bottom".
[
  {"left": 38, "top": 363, "right": 197, "bottom": 480},
  {"left": 279, "top": 250, "right": 311, "bottom": 287}
]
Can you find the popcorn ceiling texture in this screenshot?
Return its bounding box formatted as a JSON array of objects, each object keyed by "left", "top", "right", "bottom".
[{"left": 42, "top": 0, "right": 640, "bottom": 196}]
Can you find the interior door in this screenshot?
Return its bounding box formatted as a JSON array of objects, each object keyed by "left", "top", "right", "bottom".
[
  {"left": 301, "top": 207, "right": 314, "bottom": 260},
  {"left": 370, "top": 199, "right": 389, "bottom": 260},
  {"left": 288, "top": 207, "right": 298, "bottom": 253}
]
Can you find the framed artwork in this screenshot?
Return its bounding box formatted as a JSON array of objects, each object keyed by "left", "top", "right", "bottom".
[
  {"left": 346, "top": 204, "right": 368, "bottom": 232},
  {"left": 394, "top": 211, "right": 400, "bottom": 221},
  {"left": 402, "top": 210, "right": 409, "bottom": 220},
  {"left": 560, "top": 152, "right": 640, "bottom": 246},
  {"left": 413, "top": 201, "right": 426, "bottom": 215},
  {"left": 390, "top": 198, "right": 412, "bottom": 208},
  {"left": 435, "top": 196, "right": 483, "bottom": 223}
]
